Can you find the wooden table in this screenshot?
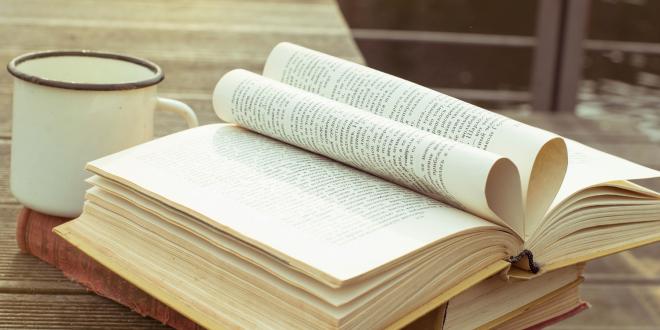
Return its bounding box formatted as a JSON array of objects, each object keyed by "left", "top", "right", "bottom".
[{"left": 0, "top": 0, "right": 659, "bottom": 328}]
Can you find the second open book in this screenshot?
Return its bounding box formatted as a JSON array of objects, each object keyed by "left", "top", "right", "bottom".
[{"left": 55, "top": 43, "right": 660, "bottom": 328}]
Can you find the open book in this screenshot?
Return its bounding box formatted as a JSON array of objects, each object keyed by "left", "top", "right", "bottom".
[{"left": 55, "top": 43, "right": 660, "bottom": 329}]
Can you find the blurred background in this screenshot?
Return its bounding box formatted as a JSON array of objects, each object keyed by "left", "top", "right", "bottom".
[{"left": 338, "top": 0, "right": 660, "bottom": 142}]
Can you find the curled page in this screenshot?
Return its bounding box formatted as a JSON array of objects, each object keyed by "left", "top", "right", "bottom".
[
  {"left": 213, "top": 69, "right": 524, "bottom": 236},
  {"left": 263, "top": 42, "right": 569, "bottom": 237},
  {"left": 552, "top": 139, "right": 660, "bottom": 209}
]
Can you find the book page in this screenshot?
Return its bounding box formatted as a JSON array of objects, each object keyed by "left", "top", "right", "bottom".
[
  {"left": 86, "top": 124, "right": 511, "bottom": 286},
  {"left": 550, "top": 139, "right": 660, "bottom": 211},
  {"left": 263, "top": 42, "right": 568, "bottom": 235},
  {"left": 213, "top": 69, "right": 524, "bottom": 235}
]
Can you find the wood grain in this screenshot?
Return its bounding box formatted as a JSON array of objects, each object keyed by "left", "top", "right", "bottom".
[
  {"left": 0, "top": 293, "right": 169, "bottom": 329},
  {"left": 0, "top": 0, "right": 658, "bottom": 328},
  {"left": 0, "top": 204, "right": 84, "bottom": 294},
  {"left": 0, "top": 141, "right": 14, "bottom": 203}
]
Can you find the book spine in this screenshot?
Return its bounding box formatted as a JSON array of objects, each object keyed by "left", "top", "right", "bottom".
[{"left": 16, "top": 208, "right": 201, "bottom": 330}]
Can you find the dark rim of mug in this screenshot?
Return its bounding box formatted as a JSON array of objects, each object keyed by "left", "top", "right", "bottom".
[{"left": 6, "top": 50, "right": 164, "bottom": 91}]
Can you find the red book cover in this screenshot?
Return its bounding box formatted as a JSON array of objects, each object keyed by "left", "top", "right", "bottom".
[
  {"left": 16, "top": 208, "right": 200, "bottom": 330},
  {"left": 525, "top": 303, "right": 590, "bottom": 330},
  {"left": 16, "top": 207, "right": 586, "bottom": 329}
]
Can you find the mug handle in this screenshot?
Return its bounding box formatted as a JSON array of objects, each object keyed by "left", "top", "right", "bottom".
[{"left": 156, "top": 97, "right": 199, "bottom": 128}]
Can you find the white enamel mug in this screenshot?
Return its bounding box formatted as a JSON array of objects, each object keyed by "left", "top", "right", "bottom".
[{"left": 8, "top": 50, "right": 198, "bottom": 217}]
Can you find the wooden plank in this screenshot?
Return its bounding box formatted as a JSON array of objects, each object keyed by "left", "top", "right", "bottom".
[
  {"left": 0, "top": 141, "right": 15, "bottom": 204},
  {"left": 0, "top": 31, "right": 359, "bottom": 89},
  {"left": 0, "top": 0, "right": 362, "bottom": 67},
  {"left": 0, "top": 96, "right": 9, "bottom": 138},
  {"left": 0, "top": 293, "right": 169, "bottom": 329},
  {"left": 0, "top": 0, "right": 338, "bottom": 26},
  {"left": 0, "top": 204, "right": 85, "bottom": 293}
]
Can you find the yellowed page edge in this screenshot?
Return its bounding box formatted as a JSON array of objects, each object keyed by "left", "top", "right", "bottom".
[
  {"left": 384, "top": 260, "right": 510, "bottom": 330},
  {"left": 542, "top": 234, "right": 660, "bottom": 273},
  {"left": 54, "top": 218, "right": 229, "bottom": 330}
]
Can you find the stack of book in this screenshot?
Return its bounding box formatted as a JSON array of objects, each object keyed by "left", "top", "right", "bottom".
[
  {"left": 23, "top": 43, "right": 660, "bottom": 329},
  {"left": 18, "top": 209, "right": 588, "bottom": 329}
]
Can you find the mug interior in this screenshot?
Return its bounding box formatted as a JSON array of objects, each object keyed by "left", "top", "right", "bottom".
[{"left": 7, "top": 51, "right": 163, "bottom": 90}]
